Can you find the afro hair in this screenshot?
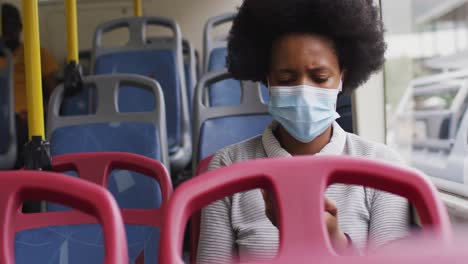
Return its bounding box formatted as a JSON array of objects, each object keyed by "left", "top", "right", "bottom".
[{"left": 227, "top": 0, "right": 386, "bottom": 94}]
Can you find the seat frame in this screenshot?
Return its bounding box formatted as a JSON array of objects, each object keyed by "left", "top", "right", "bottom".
[{"left": 203, "top": 13, "right": 236, "bottom": 73}]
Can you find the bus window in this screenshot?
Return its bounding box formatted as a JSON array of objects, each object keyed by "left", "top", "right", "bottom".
[{"left": 382, "top": 0, "right": 468, "bottom": 198}]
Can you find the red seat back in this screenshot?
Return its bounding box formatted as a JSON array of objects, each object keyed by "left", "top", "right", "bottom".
[
  {"left": 161, "top": 156, "right": 451, "bottom": 264},
  {"left": 52, "top": 152, "right": 173, "bottom": 227},
  {"left": 0, "top": 170, "right": 128, "bottom": 264}
]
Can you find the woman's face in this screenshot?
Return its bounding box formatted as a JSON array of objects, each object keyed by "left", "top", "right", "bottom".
[{"left": 268, "top": 33, "right": 342, "bottom": 90}]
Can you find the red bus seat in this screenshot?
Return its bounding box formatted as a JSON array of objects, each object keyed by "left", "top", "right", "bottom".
[
  {"left": 0, "top": 170, "right": 128, "bottom": 264},
  {"left": 161, "top": 156, "right": 451, "bottom": 263},
  {"left": 51, "top": 152, "right": 173, "bottom": 263}
]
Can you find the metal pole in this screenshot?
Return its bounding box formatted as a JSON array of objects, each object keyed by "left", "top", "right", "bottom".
[
  {"left": 134, "top": 0, "right": 142, "bottom": 17},
  {"left": 63, "top": 0, "right": 83, "bottom": 108},
  {"left": 65, "top": 0, "right": 79, "bottom": 64},
  {"left": 22, "top": 0, "right": 51, "bottom": 213},
  {"left": 22, "top": 0, "right": 45, "bottom": 140}
]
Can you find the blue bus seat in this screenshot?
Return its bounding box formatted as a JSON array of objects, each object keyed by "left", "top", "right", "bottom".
[
  {"left": 192, "top": 70, "right": 272, "bottom": 169},
  {"left": 203, "top": 13, "right": 270, "bottom": 107},
  {"left": 47, "top": 74, "right": 169, "bottom": 208},
  {"left": 207, "top": 47, "right": 227, "bottom": 73},
  {"left": 146, "top": 37, "right": 197, "bottom": 121},
  {"left": 203, "top": 13, "right": 236, "bottom": 73},
  {"left": 91, "top": 16, "right": 191, "bottom": 171},
  {"left": 16, "top": 224, "right": 157, "bottom": 264}
]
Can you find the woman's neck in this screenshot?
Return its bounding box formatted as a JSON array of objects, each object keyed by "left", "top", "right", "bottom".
[{"left": 275, "top": 125, "right": 333, "bottom": 156}]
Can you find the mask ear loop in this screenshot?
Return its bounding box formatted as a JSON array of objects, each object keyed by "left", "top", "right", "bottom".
[
  {"left": 338, "top": 74, "right": 344, "bottom": 93},
  {"left": 336, "top": 75, "right": 344, "bottom": 102},
  {"left": 335, "top": 75, "right": 344, "bottom": 111}
]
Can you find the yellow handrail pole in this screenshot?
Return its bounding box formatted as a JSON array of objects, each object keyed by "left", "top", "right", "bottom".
[
  {"left": 65, "top": 0, "right": 79, "bottom": 64},
  {"left": 22, "top": 0, "right": 45, "bottom": 140},
  {"left": 134, "top": 0, "right": 142, "bottom": 17}
]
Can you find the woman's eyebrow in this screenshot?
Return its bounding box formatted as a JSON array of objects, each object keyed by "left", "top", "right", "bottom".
[
  {"left": 307, "top": 66, "right": 332, "bottom": 75},
  {"left": 275, "top": 68, "right": 296, "bottom": 74}
]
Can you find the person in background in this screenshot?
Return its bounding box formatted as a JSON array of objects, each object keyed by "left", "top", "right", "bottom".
[
  {"left": 0, "top": 3, "right": 59, "bottom": 168},
  {"left": 197, "top": 0, "right": 411, "bottom": 263}
]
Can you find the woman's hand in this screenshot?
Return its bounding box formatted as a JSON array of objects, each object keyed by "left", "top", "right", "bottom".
[
  {"left": 262, "top": 191, "right": 349, "bottom": 251},
  {"left": 325, "top": 197, "right": 349, "bottom": 252}
]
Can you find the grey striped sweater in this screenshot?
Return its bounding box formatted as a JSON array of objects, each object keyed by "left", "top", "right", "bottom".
[{"left": 197, "top": 122, "right": 411, "bottom": 263}]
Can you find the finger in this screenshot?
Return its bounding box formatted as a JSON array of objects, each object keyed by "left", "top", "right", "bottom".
[
  {"left": 325, "top": 197, "right": 338, "bottom": 217},
  {"left": 325, "top": 211, "right": 338, "bottom": 234}
]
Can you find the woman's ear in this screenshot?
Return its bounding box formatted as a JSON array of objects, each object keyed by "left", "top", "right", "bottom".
[
  {"left": 340, "top": 70, "right": 346, "bottom": 83},
  {"left": 339, "top": 70, "right": 347, "bottom": 93}
]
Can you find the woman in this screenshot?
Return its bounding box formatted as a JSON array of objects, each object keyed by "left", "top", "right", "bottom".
[{"left": 197, "top": 0, "right": 410, "bottom": 263}]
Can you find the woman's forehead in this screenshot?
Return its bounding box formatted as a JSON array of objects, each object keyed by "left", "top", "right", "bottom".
[{"left": 270, "top": 33, "right": 339, "bottom": 71}]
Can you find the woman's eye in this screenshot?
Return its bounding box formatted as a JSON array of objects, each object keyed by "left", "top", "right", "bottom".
[
  {"left": 314, "top": 77, "right": 329, "bottom": 84},
  {"left": 277, "top": 79, "right": 292, "bottom": 85}
]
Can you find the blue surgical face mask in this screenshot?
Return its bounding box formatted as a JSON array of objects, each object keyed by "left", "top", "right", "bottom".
[{"left": 268, "top": 82, "right": 342, "bottom": 143}]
